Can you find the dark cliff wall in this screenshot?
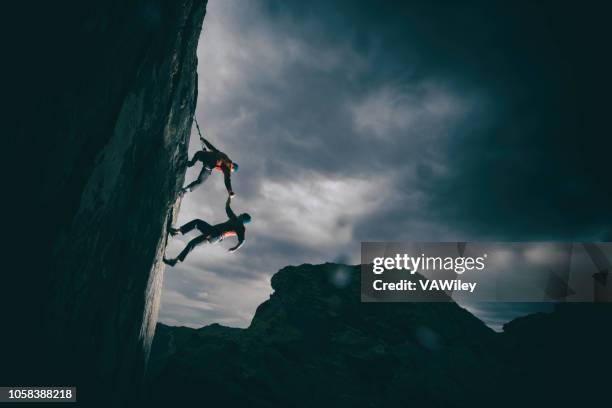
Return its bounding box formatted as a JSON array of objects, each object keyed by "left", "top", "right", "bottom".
[{"left": 3, "top": 1, "right": 207, "bottom": 405}]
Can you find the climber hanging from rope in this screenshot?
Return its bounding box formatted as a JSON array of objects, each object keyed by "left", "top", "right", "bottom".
[
  {"left": 180, "top": 118, "right": 238, "bottom": 196},
  {"left": 163, "top": 196, "right": 251, "bottom": 266}
]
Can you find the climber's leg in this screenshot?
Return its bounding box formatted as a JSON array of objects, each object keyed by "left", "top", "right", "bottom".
[
  {"left": 195, "top": 220, "right": 215, "bottom": 235},
  {"left": 186, "top": 150, "right": 205, "bottom": 167},
  {"left": 176, "top": 219, "right": 213, "bottom": 235},
  {"left": 182, "top": 167, "right": 211, "bottom": 193},
  {"left": 176, "top": 234, "right": 209, "bottom": 262},
  {"left": 178, "top": 219, "right": 200, "bottom": 234}
]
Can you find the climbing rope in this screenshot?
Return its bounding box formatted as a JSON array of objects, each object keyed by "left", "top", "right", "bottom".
[{"left": 194, "top": 117, "right": 204, "bottom": 140}]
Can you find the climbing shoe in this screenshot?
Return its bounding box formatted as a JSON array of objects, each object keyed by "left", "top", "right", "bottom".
[{"left": 163, "top": 257, "right": 177, "bottom": 267}]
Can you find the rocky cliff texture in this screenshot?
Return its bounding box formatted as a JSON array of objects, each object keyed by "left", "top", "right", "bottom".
[
  {"left": 147, "top": 264, "right": 498, "bottom": 407},
  {"left": 147, "top": 264, "right": 612, "bottom": 408},
  {"left": 4, "top": 1, "right": 207, "bottom": 406}
]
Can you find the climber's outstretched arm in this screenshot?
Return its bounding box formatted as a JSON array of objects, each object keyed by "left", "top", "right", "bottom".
[
  {"left": 229, "top": 231, "right": 245, "bottom": 252},
  {"left": 225, "top": 196, "right": 237, "bottom": 220},
  {"left": 222, "top": 166, "right": 234, "bottom": 196}
]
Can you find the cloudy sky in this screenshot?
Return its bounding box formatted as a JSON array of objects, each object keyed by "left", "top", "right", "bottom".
[{"left": 159, "top": 0, "right": 611, "bottom": 330}]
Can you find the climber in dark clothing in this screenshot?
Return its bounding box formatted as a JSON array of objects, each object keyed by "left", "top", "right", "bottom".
[
  {"left": 163, "top": 196, "right": 251, "bottom": 266},
  {"left": 181, "top": 133, "right": 238, "bottom": 196}
]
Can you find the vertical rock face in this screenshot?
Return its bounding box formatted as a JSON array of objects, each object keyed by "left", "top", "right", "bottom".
[{"left": 4, "top": 1, "right": 206, "bottom": 405}]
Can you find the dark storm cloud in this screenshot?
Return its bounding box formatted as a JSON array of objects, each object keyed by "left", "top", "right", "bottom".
[
  {"left": 262, "top": 0, "right": 612, "bottom": 241},
  {"left": 160, "top": 0, "right": 612, "bottom": 328}
]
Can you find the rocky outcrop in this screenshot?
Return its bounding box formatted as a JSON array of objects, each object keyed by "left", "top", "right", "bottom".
[
  {"left": 497, "top": 303, "right": 612, "bottom": 408},
  {"left": 147, "top": 264, "right": 498, "bottom": 407},
  {"left": 147, "top": 264, "right": 612, "bottom": 407},
  {"left": 3, "top": 1, "right": 207, "bottom": 406}
]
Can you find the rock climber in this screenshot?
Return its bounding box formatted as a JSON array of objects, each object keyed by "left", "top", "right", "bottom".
[
  {"left": 163, "top": 196, "right": 251, "bottom": 266},
  {"left": 181, "top": 128, "right": 238, "bottom": 196}
]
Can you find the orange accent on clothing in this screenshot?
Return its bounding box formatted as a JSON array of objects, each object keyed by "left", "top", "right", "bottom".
[
  {"left": 222, "top": 231, "right": 237, "bottom": 238},
  {"left": 214, "top": 159, "right": 232, "bottom": 172}
]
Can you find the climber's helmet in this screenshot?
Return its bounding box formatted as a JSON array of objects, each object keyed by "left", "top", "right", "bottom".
[
  {"left": 239, "top": 213, "right": 251, "bottom": 225},
  {"left": 231, "top": 162, "right": 239, "bottom": 172}
]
